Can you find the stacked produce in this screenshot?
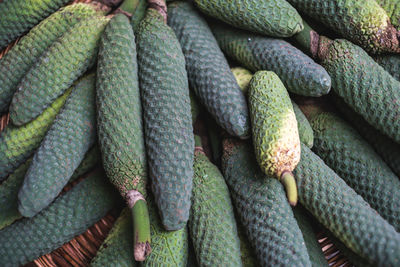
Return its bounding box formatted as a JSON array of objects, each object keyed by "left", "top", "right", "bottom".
[{"left": 0, "top": 0, "right": 400, "bottom": 266}]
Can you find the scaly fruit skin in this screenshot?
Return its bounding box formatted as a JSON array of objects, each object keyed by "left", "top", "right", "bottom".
[
  {"left": 236, "top": 220, "right": 258, "bottom": 267},
  {"left": 0, "top": 3, "right": 106, "bottom": 113},
  {"left": 70, "top": 145, "right": 100, "bottom": 181},
  {"left": 292, "top": 101, "right": 313, "bottom": 148},
  {"left": 0, "top": 169, "right": 119, "bottom": 267},
  {"left": 221, "top": 140, "right": 311, "bottom": 267},
  {"left": 293, "top": 206, "right": 328, "bottom": 267},
  {"left": 231, "top": 67, "right": 253, "bottom": 95},
  {"left": 286, "top": 0, "right": 400, "bottom": 54},
  {"left": 97, "top": 14, "right": 147, "bottom": 198},
  {"left": 374, "top": 54, "right": 400, "bottom": 81},
  {"left": 18, "top": 74, "right": 97, "bottom": 218},
  {"left": 318, "top": 38, "right": 400, "bottom": 144},
  {"left": 143, "top": 198, "right": 188, "bottom": 267},
  {"left": 9, "top": 15, "right": 110, "bottom": 126},
  {"left": 211, "top": 23, "right": 331, "bottom": 97},
  {"left": 190, "top": 148, "right": 242, "bottom": 267},
  {"left": 373, "top": 0, "right": 400, "bottom": 30},
  {"left": 168, "top": 2, "right": 250, "bottom": 138},
  {"left": 0, "top": 88, "right": 71, "bottom": 181},
  {"left": 294, "top": 143, "right": 400, "bottom": 267},
  {"left": 248, "top": 71, "right": 300, "bottom": 178},
  {"left": 137, "top": 9, "right": 194, "bottom": 230},
  {"left": 91, "top": 208, "right": 136, "bottom": 267},
  {"left": 310, "top": 112, "right": 400, "bottom": 232},
  {"left": 0, "top": 0, "right": 70, "bottom": 49},
  {"left": 194, "top": 0, "right": 303, "bottom": 37}
]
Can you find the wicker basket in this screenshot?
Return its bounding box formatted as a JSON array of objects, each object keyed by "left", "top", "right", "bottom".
[{"left": 0, "top": 1, "right": 351, "bottom": 266}]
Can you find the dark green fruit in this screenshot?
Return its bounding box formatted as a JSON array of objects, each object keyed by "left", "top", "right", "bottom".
[
  {"left": 236, "top": 220, "right": 258, "bottom": 267},
  {"left": 292, "top": 101, "right": 313, "bottom": 148},
  {"left": 374, "top": 54, "right": 400, "bottom": 81}
]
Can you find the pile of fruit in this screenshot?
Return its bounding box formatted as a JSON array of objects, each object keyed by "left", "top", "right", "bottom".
[{"left": 0, "top": 0, "right": 400, "bottom": 266}]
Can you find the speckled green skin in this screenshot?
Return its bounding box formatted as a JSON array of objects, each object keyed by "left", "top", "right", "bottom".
[
  {"left": 0, "top": 89, "right": 70, "bottom": 181},
  {"left": 136, "top": 9, "right": 194, "bottom": 231},
  {"left": 221, "top": 140, "right": 311, "bottom": 267},
  {"left": 286, "top": 0, "right": 400, "bottom": 54},
  {"left": 194, "top": 0, "right": 302, "bottom": 37},
  {"left": 374, "top": 0, "right": 400, "bottom": 29},
  {"left": 293, "top": 206, "right": 328, "bottom": 267},
  {"left": 9, "top": 15, "right": 109, "bottom": 126},
  {"left": 292, "top": 101, "right": 313, "bottom": 148},
  {"left": 334, "top": 97, "right": 400, "bottom": 177},
  {"left": 97, "top": 14, "right": 147, "bottom": 200},
  {"left": 190, "top": 149, "right": 242, "bottom": 267},
  {"left": 142, "top": 198, "right": 188, "bottom": 267},
  {"left": 374, "top": 54, "right": 400, "bottom": 81},
  {"left": 231, "top": 67, "right": 253, "bottom": 95},
  {"left": 168, "top": 2, "right": 250, "bottom": 138},
  {"left": 0, "top": 169, "right": 119, "bottom": 267},
  {"left": 236, "top": 220, "right": 258, "bottom": 267},
  {"left": 18, "top": 74, "right": 97, "bottom": 218},
  {"left": 294, "top": 143, "right": 400, "bottom": 267},
  {"left": 0, "top": 0, "right": 70, "bottom": 49},
  {"left": 319, "top": 39, "right": 400, "bottom": 144},
  {"left": 130, "top": 0, "right": 147, "bottom": 31},
  {"left": 70, "top": 145, "right": 100, "bottom": 181},
  {"left": 310, "top": 112, "right": 400, "bottom": 232},
  {"left": 249, "top": 71, "right": 300, "bottom": 178},
  {"left": 91, "top": 208, "right": 136, "bottom": 267},
  {"left": 0, "top": 3, "right": 104, "bottom": 114},
  {"left": 211, "top": 23, "right": 331, "bottom": 97}
]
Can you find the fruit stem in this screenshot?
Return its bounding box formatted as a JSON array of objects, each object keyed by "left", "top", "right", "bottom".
[
  {"left": 292, "top": 20, "right": 320, "bottom": 59},
  {"left": 281, "top": 171, "right": 298, "bottom": 206}
]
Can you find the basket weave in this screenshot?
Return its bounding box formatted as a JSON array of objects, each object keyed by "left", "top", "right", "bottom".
[{"left": 0, "top": 1, "right": 351, "bottom": 266}]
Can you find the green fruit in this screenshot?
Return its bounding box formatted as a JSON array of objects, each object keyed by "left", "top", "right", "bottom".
[
  {"left": 194, "top": 0, "right": 303, "bottom": 37},
  {"left": 70, "top": 145, "right": 101, "bottom": 181},
  {"left": 286, "top": 0, "right": 400, "bottom": 54},
  {"left": 0, "top": 88, "right": 71, "bottom": 181},
  {"left": 373, "top": 0, "right": 400, "bottom": 30},
  {"left": 231, "top": 67, "right": 253, "bottom": 95},
  {"left": 317, "top": 38, "right": 400, "bottom": 144},
  {"left": 294, "top": 143, "right": 400, "bottom": 266},
  {"left": 292, "top": 101, "right": 313, "bottom": 148},
  {"left": 248, "top": 71, "right": 300, "bottom": 205},
  {"left": 18, "top": 74, "right": 97, "bottom": 218},
  {"left": 190, "top": 146, "right": 242, "bottom": 266},
  {"left": 9, "top": 15, "right": 110, "bottom": 126},
  {"left": 136, "top": 8, "right": 194, "bottom": 230},
  {"left": 374, "top": 54, "right": 400, "bottom": 81},
  {"left": 168, "top": 1, "right": 250, "bottom": 138},
  {"left": 221, "top": 139, "right": 311, "bottom": 267},
  {"left": 131, "top": 0, "right": 147, "bottom": 31},
  {"left": 0, "top": 0, "right": 70, "bottom": 49},
  {"left": 236, "top": 220, "right": 258, "bottom": 267},
  {"left": 293, "top": 206, "right": 328, "bottom": 267},
  {"left": 0, "top": 169, "right": 119, "bottom": 266},
  {"left": 0, "top": 3, "right": 106, "bottom": 114},
  {"left": 211, "top": 23, "right": 331, "bottom": 97}
]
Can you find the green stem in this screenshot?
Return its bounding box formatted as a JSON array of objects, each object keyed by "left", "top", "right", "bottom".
[
  {"left": 292, "top": 20, "right": 320, "bottom": 59},
  {"left": 280, "top": 172, "right": 298, "bottom": 206},
  {"left": 119, "top": 0, "right": 140, "bottom": 15}
]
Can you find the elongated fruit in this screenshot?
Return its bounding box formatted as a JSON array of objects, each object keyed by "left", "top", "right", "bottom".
[
  {"left": 211, "top": 23, "right": 331, "bottom": 97},
  {"left": 0, "top": 169, "right": 119, "bottom": 266},
  {"left": 292, "top": 100, "right": 313, "bottom": 148},
  {"left": 18, "top": 74, "right": 97, "bottom": 218},
  {"left": 294, "top": 143, "right": 400, "bottom": 266},
  {"left": 0, "top": 88, "right": 71, "bottom": 181},
  {"left": 231, "top": 67, "right": 252, "bottom": 94},
  {"left": 10, "top": 15, "right": 110, "bottom": 126},
  {"left": 248, "top": 71, "right": 300, "bottom": 205},
  {"left": 373, "top": 0, "right": 400, "bottom": 30},
  {"left": 374, "top": 54, "right": 400, "bottom": 81},
  {"left": 136, "top": 7, "right": 194, "bottom": 230},
  {"left": 168, "top": 1, "right": 250, "bottom": 138},
  {"left": 221, "top": 139, "right": 311, "bottom": 267},
  {"left": 236, "top": 221, "right": 258, "bottom": 267}
]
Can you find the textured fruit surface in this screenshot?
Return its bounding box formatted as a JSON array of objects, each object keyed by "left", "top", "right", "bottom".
[
  {"left": 18, "top": 74, "right": 97, "bottom": 218},
  {"left": 231, "top": 67, "right": 253, "bottom": 94},
  {"left": 310, "top": 112, "right": 400, "bottom": 232},
  {"left": 143, "top": 198, "right": 188, "bottom": 267},
  {"left": 292, "top": 101, "right": 313, "bottom": 148},
  {"left": 0, "top": 169, "right": 119, "bottom": 266},
  {"left": 136, "top": 8, "right": 194, "bottom": 230},
  {"left": 236, "top": 221, "right": 258, "bottom": 267},
  {"left": 190, "top": 149, "right": 242, "bottom": 267},
  {"left": 9, "top": 15, "right": 109, "bottom": 126},
  {"left": 0, "top": 88, "right": 71, "bottom": 181},
  {"left": 248, "top": 71, "right": 300, "bottom": 178},
  {"left": 168, "top": 2, "right": 250, "bottom": 138},
  {"left": 374, "top": 54, "right": 400, "bottom": 81},
  {"left": 293, "top": 206, "right": 328, "bottom": 267},
  {"left": 286, "top": 0, "right": 400, "bottom": 54},
  {"left": 211, "top": 23, "right": 331, "bottom": 97},
  {"left": 319, "top": 38, "right": 400, "bottom": 144},
  {"left": 0, "top": 3, "right": 104, "bottom": 114},
  {"left": 70, "top": 145, "right": 100, "bottom": 181},
  {"left": 131, "top": 0, "right": 147, "bottom": 31},
  {"left": 294, "top": 143, "right": 400, "bottom": 266},
  {"left": 376, "top": 0, "right": 400, "bottom": 29},
  {"left": 91, "top": 208, "right": 136, "bottom": 267},
  {"left": 97, "top": 14, "right": 147, "bottom": 199},
  {"left": 221, "top": 140, "right": 311, "bottom": 267},
  {"left": 0, "top": 0, "right": 70, "bottom": 49},
  {"left": 194, "top": 0, "right": 303, "bottom": 37}
]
